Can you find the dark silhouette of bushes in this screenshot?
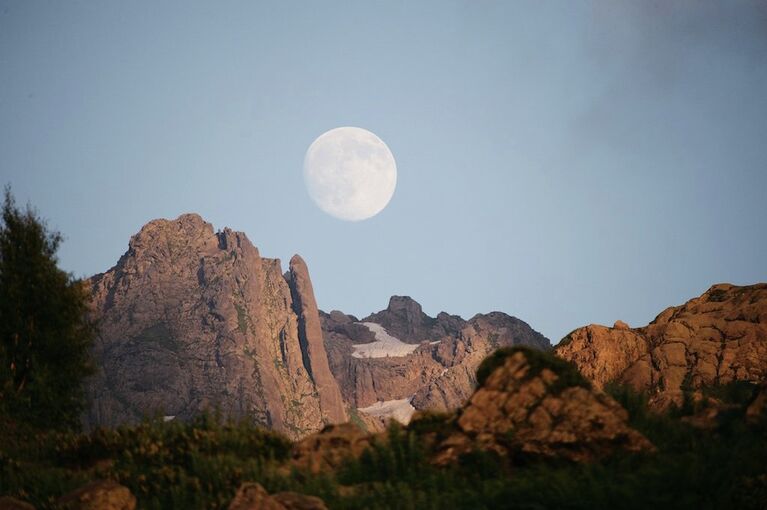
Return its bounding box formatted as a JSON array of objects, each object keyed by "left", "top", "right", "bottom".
[
  {"left": 476, "top": 346, "right": 591, "bottom": 393},
  {"left": 0, "top": 187, "right": 94, "bottom": 430}
]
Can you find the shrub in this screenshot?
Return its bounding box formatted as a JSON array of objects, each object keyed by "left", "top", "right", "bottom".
[{"left": 476, "top": 346, "right": 591, "bottom": 394}]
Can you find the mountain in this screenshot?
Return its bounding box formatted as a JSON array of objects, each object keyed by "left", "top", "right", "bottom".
[
  {"left": 321, "top": 296, "right": 550, "bottom": 428},
  {"left": 85, "top": 214, "right": 346, "bottom": 438},
  {"left": 556, "top": 283, "right": 767, "bottom": 408},
  {"left": 84, "top": 213, "right": 550, "bottom": 437}
]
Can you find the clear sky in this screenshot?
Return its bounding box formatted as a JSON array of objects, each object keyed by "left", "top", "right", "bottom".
[{"left": 2, "top": 1, "right": 766, "bottom": 344}]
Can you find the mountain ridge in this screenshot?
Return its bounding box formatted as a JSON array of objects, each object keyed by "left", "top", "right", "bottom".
[{"left": 84, "top": 213, "right": 550, "bottom": 436}]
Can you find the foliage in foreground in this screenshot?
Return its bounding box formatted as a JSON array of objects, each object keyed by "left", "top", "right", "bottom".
[
  {"left": 0, "top": 187, "right": 95, "bottom": 430},
  {"left": 1, "top": 381, "right": 766, "bottom": 510},
  {"left": 0, "top": 413, "right": 294, "bottom": 509}
]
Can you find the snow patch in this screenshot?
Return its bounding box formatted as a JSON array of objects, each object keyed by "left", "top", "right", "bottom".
[
  {"left": 358, "top": 397, "right": 416, "bottom": 425},
  {"left": 351, "top": 322, "right": 419, "bottom": 359}
]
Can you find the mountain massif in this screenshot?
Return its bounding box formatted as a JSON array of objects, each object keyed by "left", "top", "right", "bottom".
[
  {"left": 85, "top": 214, "right": 549, "bottom": 437},
  {"left": 7, "top": 215, "right": 767, "bottom": 509},
  {"left": 84, "top": 213, "right": 766, "bottom": 442}
]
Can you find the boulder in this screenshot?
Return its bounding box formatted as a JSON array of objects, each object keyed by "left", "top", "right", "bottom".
[
  {"left": 57, "top": 480, "right": 135, "bottom": 510},
  {"left": 291, "top": 423, "right": 378, "bottom": 474},
  {"left": 228, "top": 483, "right": 328, "bottom": 510},
  {"left": 434, "top": 347, "right": 654, "bottom": 465}
]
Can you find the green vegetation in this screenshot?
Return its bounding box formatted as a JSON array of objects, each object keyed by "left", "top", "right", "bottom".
[
  {"left": 2, "top": 381, "right": 764, "bottom": 509},
  {"left": 475, "top": 346, "right": 591, "bottom": 394},
  {"left": 708, "top": 288, "right": 729, "bottom": 302},
  {"left": 234, "top": 303, "right": 248, "bottom": 334},
  {"left": 0, "top": 188, "right": 94, "bottom": 430},
  {"left": 347, "top": 408, "right": 368, "bottom": 432},
  {"left": 0, "top": 413, "right": 293, "bottom": 509}
]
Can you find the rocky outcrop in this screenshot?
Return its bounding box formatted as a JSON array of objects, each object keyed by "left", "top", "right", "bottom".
[
  {"left": 556, "top": 284, "right": 767, "bottom": 408},
  {"left": 57, "top": 480, "right": 136, "bottom": 510},
  {"left": 363, "top": 296, "right": 462, "bottom": 344},
  {"left": 86, "top": 214, "right": 346, "bottom": 438},
  {"left": 322, "top": 297, "right": 550, "bottom": 426},
  {"left": 286, "top": 255, "right": 346, "bottom": 424},
  {"left": 228, "top": 483, "right": 327, "bottom": 510},
  {"left": 433, "top": 347, "right": 654, "bottom": 465},
  {"left": 0, "top": 497, "right": 35, "bottom": 510},
  {"left": 290, "top": 423, "right": 378, "bottom": 474}
]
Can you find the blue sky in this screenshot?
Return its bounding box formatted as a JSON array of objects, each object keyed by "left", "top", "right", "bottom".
[{"left": 1, "top": 1, "right": 766, "bottom": 343}]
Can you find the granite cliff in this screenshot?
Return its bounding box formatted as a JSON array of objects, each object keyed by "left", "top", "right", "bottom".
[
  {"left": 556, "top": 283, "right": 767, "bottom": 408},
  {"left": 86, "top": 214, "right": 346, "bottom": 438}
]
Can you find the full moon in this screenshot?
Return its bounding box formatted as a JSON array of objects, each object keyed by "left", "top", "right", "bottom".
[{"left": 303, "top": 127, "right": 397, "bottom": 221}]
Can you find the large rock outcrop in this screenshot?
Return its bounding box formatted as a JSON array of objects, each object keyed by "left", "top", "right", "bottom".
[
  {"left": 556, "top": 283, "right": 767, "bottom": 408},
  {"left": 433, "top": 347, "right": 654, "bottom": 465},
  {"left": 290, "top": 423, "right": 378, "bottom": 474},
  {"left": 286, "top": 255, "right": 347, "bottom": 424},
  {"left": 228, "top": 483, "right": 328, "bottom": 510},
  {"left": 57, "top": 480, "right": 136, "bottom": 510},
  {"left": 322, "top": 296, "right": 550, "bottom": 427},
  {"left": 86, "top": 214, "right": 346, "bottom": 438}
]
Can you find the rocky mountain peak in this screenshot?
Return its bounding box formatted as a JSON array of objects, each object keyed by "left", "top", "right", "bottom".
[
  {"left": 128, "top": 213, "right": 213, "bottom": 250},
  {"left": 363, "top": 296, "right": 435, "bottom": 344},
  {"left": 86, "top": 214, "right": 346, "bottom": 438},
  {"left": 386, "top": 295, "right": 425, "bottom": 315}
]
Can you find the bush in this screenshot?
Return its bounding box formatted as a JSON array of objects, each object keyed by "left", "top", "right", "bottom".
[
  {"left": 476, "top": 346, "right": 591, "bottom": 393},
  {"left": 0, "top": 413, "right": 292, "bottom": 509}
]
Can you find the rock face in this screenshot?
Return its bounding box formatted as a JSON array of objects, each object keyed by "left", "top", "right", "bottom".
[
  {"left": 322, "top": 296, "right": 550, "bottom": 427},
  {"left": 434, "top": 348, "right": 654, "bottom": 465},
  {"left": 286, "top": 255, "right": 347, "bottom": 424},
  {"left": 290, "top": 423, "right": 377, "bottom": 474},
  {"left": 86, "top": 214, "right": 346, "bottom": 438},
  {"left": 556, "top": 284, "right": 767, "bottom": 408}
]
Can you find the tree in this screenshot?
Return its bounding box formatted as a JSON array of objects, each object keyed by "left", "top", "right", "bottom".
[{"left": 0, "top": 187, "right": 94, "bottom": 429}]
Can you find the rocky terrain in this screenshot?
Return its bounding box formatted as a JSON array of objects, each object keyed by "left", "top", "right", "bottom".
[
  {"left": 291, "top": 346, "right": 654, "bottom": 471},
  {"left": 6, "top": 338, "right": 765, "bottom": 509},
  {"left": 85, "top": 214, "right": 346, "bottom": 438},
  {"left": 431, "top": 347, "right": 654, "bottom": 465},
  {"left": 556, "top": 283, "right": 767, "bottom": 408},
  {"left": 321, "top": 296, "right": 550, "bottom": 428},
  {"left": 85, "top": 214, "right": 549, "bottom": 438}
]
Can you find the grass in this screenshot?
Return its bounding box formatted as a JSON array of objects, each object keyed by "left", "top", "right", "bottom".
[
  {"left": 0, "top": 413, "right": 292, "bottom": 509},
  {"left": 1, "top": 376, "right": 765, "bottom": 509},
  {"left": 234, "top": 303, "right": 248, "bottom": 334}
]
